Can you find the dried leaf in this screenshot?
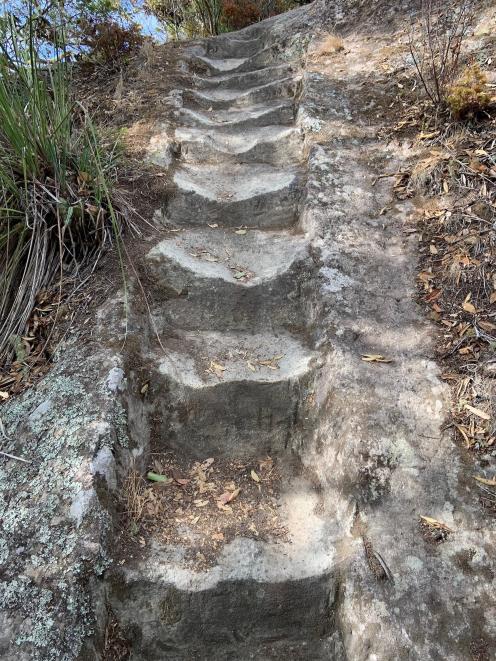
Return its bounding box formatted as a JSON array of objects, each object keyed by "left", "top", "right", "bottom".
[
  {"left": 361, "top": 354, "right": 393, "bottom": 363},
  {"left": 454, "top": 423, "right": 471, "bottom": 447},
  {"left": 474, "top": 475, "right": 496, "bottom": 486},
  {"left": 211, "top": 532, "right": 224, "bottom": 541},
  {"left": 464, "top": 404, "right": 491, "bottom": 420},
  {"left": 0, "top": 391, "right": 9, "bottom": 400},
  {"left": 217, "top": 487, "right": 240, "bottom": 505},
  {"left": 462, "top": 301, "right": 476, "bottom": 314},
  {"left": 420, "top": 515, "right": 453, "bottom": 531},
  {"left": 250, "top": 470, "right": 260, "bottom": 483},
  {"left": 209, "top": 361, "right": 226, "bottom": 378}
]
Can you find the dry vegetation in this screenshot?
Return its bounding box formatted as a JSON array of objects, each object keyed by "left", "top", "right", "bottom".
[
  {"left": 119, "top": 453, "right": 288, "bottom": 569},
  {"left": 307, "top": 33, "right": 344, "bottom": 60},
  {"left": 389, "top": 0, "right": 496, "bottom": 510}
]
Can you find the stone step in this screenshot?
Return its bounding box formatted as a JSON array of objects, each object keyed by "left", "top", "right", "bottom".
[
  {"left": 159, "top": 162, "right": 302, "bottom": 229},
  {"left": 108, "top": 476, "right": 336, "bottom": 660},
  {"left": 184, "top": 77, "right": 299, "bottom": 111},
  {"left": 193, "top": 63, "right": 295, "bottom": 90},
  {"left": 146, "top": 227, "right": 314, "bottom": 331},
  {"left": 145, "top": 330, "right": 318, "bottom": 458},
  {"left": 178, "top": 100, "right": 295, "bottom": 131},
  {"left": 196, "top": 55, "right": 248, "bottom": 73},
  {"left": 203, "top": 35, "right": 266, "bottom": 59},
  {"left": 176, "top": 125, "right": 303, "bottom": 165},
  {"left": 196, "top": 45, "right": 284, "bottom": 75}
]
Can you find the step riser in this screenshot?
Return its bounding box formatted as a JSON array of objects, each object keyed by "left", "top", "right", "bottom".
[
  {"left": 151, "top": 372, "right": 315, "bottom": 458},
  {"left": 237, "top": 49, "right": 285, "bottom": 73},
  {"left": 147, "top": 260, "right": 315, "bottom": 332},
  {"left": 194, "top": 64, "right": 295, "bottom": 90},
  {"left": 179, "top": 103, "right": 295, "bottom": 130},
  {"left": 204, "top": 38, "right": 267, "bottom": 58},
  {"left": 179, "top": 131, "right": 303, "bottom": 166},
  {"left": 184, "top": 79, "right": 298, "bottom": 110},
  {"left": 162, "top": 182, "right": 301, "bottom": 229},
  {"left": 108, "top": 574, "right": 335, "bottom": 660},
  {"left": 198, "top": 48, "right": 283, "bottom": 75}
]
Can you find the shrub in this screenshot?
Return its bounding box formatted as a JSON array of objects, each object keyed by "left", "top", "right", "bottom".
[
  {"left": 78, "top": 19, "right": 144, "bottom": 62},
  {"left": 409, "top": 0, "right": 475, "bottom": 110},
  {"left": 222, "top": 0, "right": 303, "bottom": 30},
  {"left": 146, "top": 0, "right": 223, "bottom": 37},
  {"left": 0, "top": 15, "right": 126, "bottom": 364},
  {"left": 222, "top": 0, "right": 261, "bottom": 30},
  {"left": 447, "top": 64, "right": 492, "bottom": 119}
]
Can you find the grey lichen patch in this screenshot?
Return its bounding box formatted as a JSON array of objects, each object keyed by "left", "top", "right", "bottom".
[{"left": 0, "top": 345, "right": 130, "bottom": 660}]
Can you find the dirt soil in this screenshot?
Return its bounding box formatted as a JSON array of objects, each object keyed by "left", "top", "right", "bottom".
[{"left": 117, "top": 452, "right": 289, "bottom": 570}]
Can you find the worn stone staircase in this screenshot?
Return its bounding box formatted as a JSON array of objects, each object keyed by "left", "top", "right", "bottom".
[{"left": 108, "top": 24, "right": 339, "bottom": 661}]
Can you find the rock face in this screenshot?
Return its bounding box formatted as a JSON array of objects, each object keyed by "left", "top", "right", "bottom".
[
  {"left": 0, "top": 347, "right": 125, "bottom": 660},
  {"left": 0, "top": 2, "right": 495, "bottom": 660}
]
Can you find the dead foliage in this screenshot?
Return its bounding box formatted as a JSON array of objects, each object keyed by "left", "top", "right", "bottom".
[
  {"left": 362, "top": 535, "right": 393, "bottom": 580},
  {"left": 409, "top": 122, "right": 496, "bottom": 454},
  {"left": 120, "top": 454, "right": 287, "bottom": 569},
  {"left": 0, "top": 278, "right": 97, "bottom": 400},
  {"left": 103, "top": 611, "right": 131, "bottom": 661},
  {"left": 419, "top": 515, "right": 453, "bottom": 544},
  {"left": 389, "top": 39, "right": 496, "bottom": 490},
  {"left": 307, "top": 33, "right": 344, "bottom": 61},
  {"left": 408, "top": 0, "right": 476, "bottom": 110},
  {"left": 79, "top": 20, "right": 144, "bottom": 63}
]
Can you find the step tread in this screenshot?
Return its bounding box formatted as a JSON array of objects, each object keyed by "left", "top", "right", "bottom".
[
  {"left": 176, "top": 124, "right": 297, "bottom": 147},
  {"left": 148, "top": 227, "right": 308, "bottom": 287},
  {"left": 177, "top": 124, "right": 300, "bottom": 157},
  {"left": 197, "top": 55, "right": 247, "bottom": 71},
  {"left": 192, "top": 63, "right": 294, "bottom": 88},
  {"left": 188, "top": 76, "right": 295, "bottom": 102},
  {"left": 173, "top": 162, "right": 298, "bottom": 202},
  {"left": 154, "top": 330, "right": 316, "bottom": 387},
  {"left": 116, "top": 476, "right": 332, "bottom": 586},
  {"left": 179, "top": 100, "right": 293, "bottom": 128}
]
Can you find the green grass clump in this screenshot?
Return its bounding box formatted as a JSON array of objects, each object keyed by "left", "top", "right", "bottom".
[{"left": 0, "top": 15, "right": 125, "bottom": 364}]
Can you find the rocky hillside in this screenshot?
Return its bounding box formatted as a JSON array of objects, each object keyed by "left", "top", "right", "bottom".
[{"left": 0, "top": 1, "right": 495, "bottom": 659}]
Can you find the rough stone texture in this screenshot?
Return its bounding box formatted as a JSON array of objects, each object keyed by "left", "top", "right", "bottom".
[
  {"left": 0, "top": 342, "right": 126, "bottom": 660},
  {"left": 296, "top": 11, "right": 496, "bottom": 660},
  {"left": 161, "top": 162, "right": 302, "bottom": 229},
  {"left": 177, "top": 125, "right": 303, "bottom": 165},
  {"left": 146, "top": 228, "right": 316, "bottom": 331},
  {"left": 147, "top": 330, "right": 318, "bottom": 458},
  {"left": 109, "top": 477, "right": 339, "bottom": 660},
  {"left": 1, "top": 2, "right": 495, "bottom": 659}
]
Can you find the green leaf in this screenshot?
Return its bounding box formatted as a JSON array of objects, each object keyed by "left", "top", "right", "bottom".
[{"left": 147, "top": 471, "right": 172, "bottom": 484}]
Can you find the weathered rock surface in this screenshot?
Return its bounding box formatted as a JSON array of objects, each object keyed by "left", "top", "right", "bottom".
[
  {"left": 1, "top": 1, "right": 495, "bottom": 659},
  {"left": 0, "top": 345, "right": 125, "bottom": 660}
]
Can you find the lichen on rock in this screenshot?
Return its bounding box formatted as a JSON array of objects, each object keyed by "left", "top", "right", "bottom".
[{"left": 0, "top": 342, "right": 127, "bottom": 659}]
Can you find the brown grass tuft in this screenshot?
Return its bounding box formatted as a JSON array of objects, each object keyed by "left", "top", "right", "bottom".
[{"left": 308, "top": 33, "right": 344, "bottom": 60}]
